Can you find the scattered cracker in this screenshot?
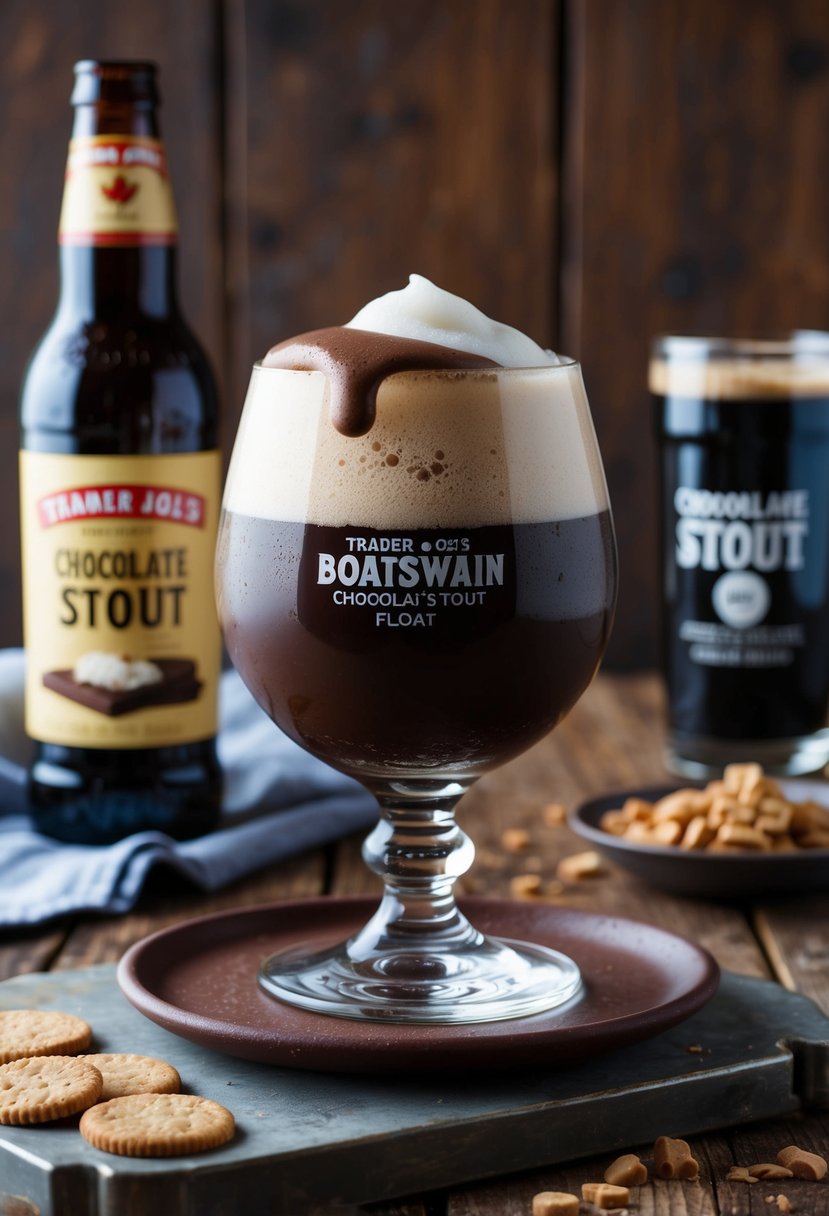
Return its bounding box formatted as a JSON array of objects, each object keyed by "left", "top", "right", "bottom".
[
  {"left": 78, "top": 1053, "right": 181, "bottom": 1102},
  {"left": 0, "top": 1056, "right": 102, "bottom": 1125},
  {"left": 80, "top": 1092, "right": 235, "bottom": 1157},
  {"left": 0, "top": 1009, "right": 92, "bottom": 1063}
]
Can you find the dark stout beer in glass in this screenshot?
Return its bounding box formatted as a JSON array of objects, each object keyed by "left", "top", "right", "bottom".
[
  {"left": 217, "top": 350, "right": 617, "bottom": 1023},
  {"left": 652, "top": 335, "right": 829, "bottom": 777},
  {"left": 19, "top": 62, "right": 222, "bottom": 842}
]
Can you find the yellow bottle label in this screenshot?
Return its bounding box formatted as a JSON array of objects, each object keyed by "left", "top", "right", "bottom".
[
  {"left": 20, "top": 451, "right": 221, "bottom": 749},
  {"left": 58, "top": 135, "right": 178, "bottom": 246}
]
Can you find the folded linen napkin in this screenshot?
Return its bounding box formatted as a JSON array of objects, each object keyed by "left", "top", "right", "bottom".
[{"left": 0, "top": 650, "right": 376, "bottom": 927}]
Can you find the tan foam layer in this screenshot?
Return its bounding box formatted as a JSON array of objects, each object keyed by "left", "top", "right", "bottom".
[
  {"left": 222, "top": 364, "right": 609, "bottom": 527},
  {"left": 649, "top": 357, "right": 829, "bottom": 400}
]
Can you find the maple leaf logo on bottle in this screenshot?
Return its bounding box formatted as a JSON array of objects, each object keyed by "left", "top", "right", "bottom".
[{"left": 101, "top": 174, "right": 139, "bottom": 204}]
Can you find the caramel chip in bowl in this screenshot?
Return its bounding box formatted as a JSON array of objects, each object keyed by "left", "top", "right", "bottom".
[{"left": 570, "top": 775, "right": 829, "bottom": 898}]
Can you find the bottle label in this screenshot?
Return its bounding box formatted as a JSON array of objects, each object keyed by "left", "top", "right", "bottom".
[
  {"left": 19, "top": 451, "right": 221, "bottom": 749},
  {"left": 58, "top": 136, "right": 178, "bottom": 246},
  {"left": 672, "top": 484, "right": 810, "bottom": 669}
]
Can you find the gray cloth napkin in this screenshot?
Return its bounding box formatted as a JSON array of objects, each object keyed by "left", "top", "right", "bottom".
[{"left": 0, "top": 650, "right": 376, "bottom": 927}]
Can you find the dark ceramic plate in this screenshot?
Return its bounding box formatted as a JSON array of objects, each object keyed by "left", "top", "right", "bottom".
[
  {"left": 117, "top": 897, "right": 719, "bottom": 1074},
  {"left": 571, "top": 779, "right": 829, "bottom": 899}
]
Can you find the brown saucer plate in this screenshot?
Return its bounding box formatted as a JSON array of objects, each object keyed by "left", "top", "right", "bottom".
[
  {"left": 571, "top": 779, "right": 829, "bottom": 899},
  {"left": 117, "top": 897, "right": 719, "bottom": 1074}
]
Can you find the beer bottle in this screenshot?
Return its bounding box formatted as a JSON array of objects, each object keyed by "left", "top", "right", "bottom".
[{"left": 18, "top": 61, "right": 222, "bottom": 843}]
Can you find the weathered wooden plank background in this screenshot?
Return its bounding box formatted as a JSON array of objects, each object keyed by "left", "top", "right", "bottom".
[{"left": 2, "top": 0, "right": 829, "bottom": 668}]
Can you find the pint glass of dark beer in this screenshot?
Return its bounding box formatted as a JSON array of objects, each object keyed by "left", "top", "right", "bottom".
[
  {"left": 217, "top": 358, "right": 616, "bottom": 1023},
  {"left": 652, "top": 335, "right": 829, "bottom": 777}
]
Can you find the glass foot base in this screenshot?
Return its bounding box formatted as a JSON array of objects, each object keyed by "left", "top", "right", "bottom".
[{"left": 259, "top": 935, "right": 583, "bottom": 1024}]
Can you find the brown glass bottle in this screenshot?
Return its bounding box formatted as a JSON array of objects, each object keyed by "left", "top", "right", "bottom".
[{"left": 19, "top": 61, "right": 222, "bottom": 843}]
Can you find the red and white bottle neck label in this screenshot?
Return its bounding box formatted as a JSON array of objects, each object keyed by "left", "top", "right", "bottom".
[{"left": 59, "top": 135, "right": 178, "bottom": 246}]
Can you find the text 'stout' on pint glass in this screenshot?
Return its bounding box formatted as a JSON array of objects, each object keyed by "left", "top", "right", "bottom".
[{"left": 651, "top": 334, "right": 829, "bottom": 779}]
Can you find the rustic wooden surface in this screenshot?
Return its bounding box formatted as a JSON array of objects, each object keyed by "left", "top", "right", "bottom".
[
  {"left": 561, "top": 0, "right": 829, "bottom": 669},
  {"left": 4, "top": 2, "right": 829, "bottom": 666},
  {"left": 1, "top": 672, "right": 827, "bottom": 1215}
]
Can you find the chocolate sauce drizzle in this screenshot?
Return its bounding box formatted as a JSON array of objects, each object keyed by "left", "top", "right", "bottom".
[{"left": 263, "top": 326, "right": 499, "bottom": 437}]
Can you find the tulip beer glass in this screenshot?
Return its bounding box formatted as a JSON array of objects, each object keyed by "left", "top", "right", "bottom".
[{"left": 216, "top": 359, "right": 617, "bottom": 1023}]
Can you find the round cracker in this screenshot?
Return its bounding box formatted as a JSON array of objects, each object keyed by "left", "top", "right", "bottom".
[
  {"left": 0, "top": 1010, "right": 92, "bottom": 1063},
  {"left": 0, "top": 1056, "right": 103, "bottom": 1125},
  {"left": 77, "top": 1053, "right": 181, "bottom": 1101},
  {"left": 80, "top": 1092, "right": 235, "bottom": 1157}
]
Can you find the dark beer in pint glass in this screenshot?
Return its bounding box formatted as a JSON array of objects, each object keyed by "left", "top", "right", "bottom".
[{"left": 652, "top": 335, "right": 829, "bottom": 777}]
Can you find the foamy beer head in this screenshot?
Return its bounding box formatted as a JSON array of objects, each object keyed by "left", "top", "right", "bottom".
[
  {"left": 222, "top": 361, "right": 610, "bottom": 530},
  {"left": 649, "top": 334, "right": 829, "bottom": 400},
  {"left": 224, "top": 275, "right": 609, "bottom": 529}
]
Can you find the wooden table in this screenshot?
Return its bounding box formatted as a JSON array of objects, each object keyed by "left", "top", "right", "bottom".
[{"left": 1, "top": 672, "right": 827, "bottom": 1215}]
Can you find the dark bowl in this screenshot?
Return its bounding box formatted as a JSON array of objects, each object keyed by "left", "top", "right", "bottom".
[{"left": 570, "top": 779, "right": 829, "bottom": 899}]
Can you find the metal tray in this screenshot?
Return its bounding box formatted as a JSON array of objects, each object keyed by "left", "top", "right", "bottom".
[{"left": 0, "top": 965, "right": 827, "bottom": 1215}]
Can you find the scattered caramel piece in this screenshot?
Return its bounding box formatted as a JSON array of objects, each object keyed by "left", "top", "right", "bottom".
[
  {"left": 777, "top": 1196, "right": 791, "bottom": 1213},
  {"left": 509, "top": 874, "right": 542, "bottom": 900},
  {"left": 798, "top": 829, "right": 829, "bottom": 849},
  {"left": 756, "top": 808, "right": 792, "bottom": 836},
  {"left": 542, "top": 802, "right": 567, "bottom": 826},
  {"left": 532, "top": 1191, "right": 579, "bottom": 1216},
  {"left": 620, "top": 797, "right": 653, "bottom": 822},
  {"left": 777, "top": 1145, "right": 827, "bottom": 1180},
  {"left": 599, "top": 809, "right": 629, "bottom": 836},
  {"left": 501, "top": 827, "right": 531, "bottom": 852},
  {"left": 727, "top": 1166, "right": 758, "bottom": 1183},
  {"left": 707, "top": 796, "right": 738, "bottom": 828},
  {"left": 654, "top": 1135, "right": 699, "bottom": 1180},
  {"left": 717, "top": 823, "right": 772, "bottom": 850},
  {"left": 808, "top": 800, "right": 829, "bottom": 827},
  {"left": 758, "top": 795, "right": 789, "bottom": 814},
  {"left": 681, "top": 816, "right": 715, "bottom": 850},
  {"left": 604, "top": 1153, "right": 648, "bottom": 1186},
  {"left": 748, "top": 1164, "right": 793, "bottom": 1180},
  {"left": 723, "top": 762, "right": 750, "bottom": 793},
  {"left": 622, "top": 821, "right": 654, "bottom": 843},
  {"left": 652, "top": 790, "right": 704, "bottom": 825},
  {"left": 653, "top": 819, "right": 683, "bottom": 846},
  {"left": 557, "top": 851, "right": 604, "bottom": 882},
  {"left": 581, "top": 1182, "right": 630, "bottom": 1208},
  {"left": 728, "top": 761, "right": 764, "bottom": 802},
  {"left": 790, "top": 803, "right": 818, "bottom": 835}
]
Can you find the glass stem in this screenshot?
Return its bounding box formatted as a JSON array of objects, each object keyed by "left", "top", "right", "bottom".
[{"left": 350, "top": 780, "right": 482, "bottom": 963}]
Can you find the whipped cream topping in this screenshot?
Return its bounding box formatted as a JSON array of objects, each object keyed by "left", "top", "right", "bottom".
[{"left": 346, "top": 274, "right": 558, "bottom": 368}]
